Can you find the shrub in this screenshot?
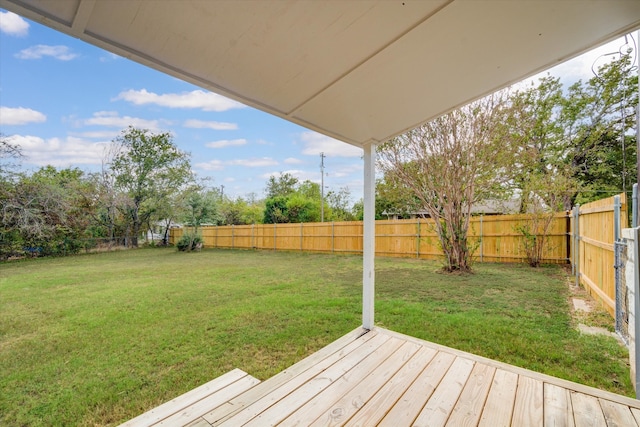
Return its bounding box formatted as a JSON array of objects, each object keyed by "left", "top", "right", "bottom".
[{"left": 176, "top": 233, "right": 203, "bottom": 252}]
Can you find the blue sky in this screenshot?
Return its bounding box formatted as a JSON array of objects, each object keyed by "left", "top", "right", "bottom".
[{"left": 0, "top": 9, "right": 633, "bottom": 202}]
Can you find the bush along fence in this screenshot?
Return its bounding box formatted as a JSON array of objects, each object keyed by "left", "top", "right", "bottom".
[{"left": 169, "top": 213, "right": 570, "bottom": 264}]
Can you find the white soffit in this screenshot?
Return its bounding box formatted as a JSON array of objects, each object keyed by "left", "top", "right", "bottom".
[{"left": 2, "top": 0, "right": 640, "bottom": 148}]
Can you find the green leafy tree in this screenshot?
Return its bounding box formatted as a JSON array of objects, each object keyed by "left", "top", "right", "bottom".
[
  {"left": 263, "top": 195, "right": 290, "bottom": 223},
  {"left": 562, "top": 53, "right": 638, "bottom": 203},
  {"left": 326, "top": 187, "right": 355, "bottom": 221},
  {"left": 219, "top": 196, "right": 264, "bottom": 225},
  {"left": 265, "top": 172, "right": 298, "bottom": 198},
  {"left": 263, "top": 177, "right": 328, "bottom": 223},
  {"left": 109, "top": 127, "right": 192, "bottom": 247}
]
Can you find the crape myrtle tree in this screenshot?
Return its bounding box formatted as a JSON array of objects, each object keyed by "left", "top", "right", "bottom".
[
  {"left": 377, "top": 92, "right": 515, "bottom": 272},
  {"left": 108, "top": 127, "right": 193, "bottom": 247}
]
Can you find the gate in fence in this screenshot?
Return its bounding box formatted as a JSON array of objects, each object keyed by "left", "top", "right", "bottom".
[{"left": 615, "top": 238, "right": 629, "bottom": 344}]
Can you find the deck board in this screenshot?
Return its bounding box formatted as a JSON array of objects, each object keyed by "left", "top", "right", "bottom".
[
  {"left": 122, "top": 327, "right": 640, "bottom": 426},
  {"left": 377, "top": 350, "right": 456, "bottom": 426},
  {"left": 413, "top": 357, "right": 475, "bottom": 427},
  {"left": 120, "top": 368, "right": 259, "bottom": 427},
  {"left": 446, "top": 362, "right": 495, "bottom": 426},
  {"left": 511, "top": 376, "right": 544, "bottom": 426},
  {"left": 212, "top": 328, "right": 376, "bottom": 426},
  {"left": 571, "top": 392, "right": 606, "bottom": 427},
  {"left": 344, "top": 346, "right": 437, "bottom": 427},
  {"left": 478, "top": 368, "right": 519, "bottom": 427},
  {"left": 304, "top": 340, "right": 422, "bottom": 426},
  {"left": 239, "top": 333, "right": 394, "bottom": 426}
]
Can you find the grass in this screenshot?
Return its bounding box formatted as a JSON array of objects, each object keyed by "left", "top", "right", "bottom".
[{"left": 0, "top": 248, "right": 631, "bottom": 426}]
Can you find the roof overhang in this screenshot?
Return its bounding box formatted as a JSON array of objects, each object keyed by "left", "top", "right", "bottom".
[{"left": 2, "top": 0, "right": 640, "bottom": 148}]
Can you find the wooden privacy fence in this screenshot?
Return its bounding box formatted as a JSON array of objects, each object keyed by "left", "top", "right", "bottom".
[
  {"left": 169, "top": 213, "right": 570, "bottom": 264},
  {"left": 571, "top": 193, "right": 628, "bottom": 317}
]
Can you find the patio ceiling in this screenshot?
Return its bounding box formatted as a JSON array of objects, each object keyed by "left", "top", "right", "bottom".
[{"left": 2, "top": 0, "right": 640, "bottom": 148}]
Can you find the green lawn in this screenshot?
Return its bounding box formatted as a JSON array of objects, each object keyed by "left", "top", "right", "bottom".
[{"left": 0, "top": 248, "right": 631, "bottom": 426}]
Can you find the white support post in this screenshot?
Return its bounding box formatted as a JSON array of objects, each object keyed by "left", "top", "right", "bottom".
[
  {"left": 362, "top": 142, "right": 377, "bottom": 330},
  {"left": 635, "top": 227, "right": 640, "bottom": 397}
]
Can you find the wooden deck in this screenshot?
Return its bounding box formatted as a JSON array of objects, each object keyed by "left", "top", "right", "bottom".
[{"left": 121, "top": 327, "right": 640, "bottom": 426}]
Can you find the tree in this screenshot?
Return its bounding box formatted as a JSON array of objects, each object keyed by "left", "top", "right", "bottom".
[
  {"left": 326, "top": 187, "right": 356, "bottom": 221},
  {"left": 108, "top": 127, "right": 192, "bottom": 247},
  {"left": 262, "top": 177, "right": 326, "bottom": 223},
  {"left": 181, "top": 186, "right": 220, "bottom": 231},
  {"left": 265, "top": 172, "right": 299, "bottom": 198},
  {"left": 219, "top": 196, "right": 264, "bottom": 225},
  {"left": 374, "top": 175, "right": 423, "bottom": 219},
  {"left": 0, "top": 134, "right": 22, "bottom": 178},
  {"left": 561, "top": 53, "right": 638, "bottom": 204},
  {"left": 0, "top": 166, "right": 99, "bottom": 258},
  {"left": 378, "top": 92, "right": 514, "bottom": 272}
]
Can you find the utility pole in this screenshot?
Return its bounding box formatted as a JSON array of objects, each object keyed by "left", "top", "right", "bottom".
[
  {"left": 320, "top": 152, "right": 325, "bottom": 222},
  {"left": 220, "top": 184, "right": 224, "bottom": 198}
]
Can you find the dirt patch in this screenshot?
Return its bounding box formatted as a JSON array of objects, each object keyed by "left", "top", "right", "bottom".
[{"left": 564, "top": 267, "right": 621, "bottom": 341}]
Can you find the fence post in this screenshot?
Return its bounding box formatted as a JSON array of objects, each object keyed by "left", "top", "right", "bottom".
[
  {"left": 332, "top": 222, "right": 335, "bottom": 253},
  {"left": 274, "top": 223, "right": 277, "bottom": 251},
  {"left": 480, "top": 215, "right": 484, "bottom": 263},
  {"left": 215, "top": 225, "right": 218, "bottom": 248},
  {"left": 573, "top": 205, "right": 580, "bottom": 287},
  {"left": 634, "top": 183, "right": 638, "bottom": 228},
  {"left": 416, "top": 220, "right": 421, "bottom": 259},
  {"left": 231, "top": 225, "right": 235, "bottom": 249},
  {"left": 614, "top": 195, "right": 621, "bottom": 243},
  {"left": 300, "top": 223, "right": 303, "bottom": 251},
  {"left": 251, "top": 224, "right": 255, "bottom": 249}
]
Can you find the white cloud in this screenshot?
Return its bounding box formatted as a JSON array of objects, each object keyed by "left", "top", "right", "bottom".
[
  {"left": 0, "top": 11, "right": 29, "bottom": 37},
  {"left": 284, "top": 157, "right": 303, "bottom": 165},
  {"left": 205, "top": 139, "right": 247, "bottom": 148},
  {"left": 223, "top": 177, "right": 236, "bottom": 182},
  {"left": 0, "top": 106, "right": 46, "bottom": 125},
  {"left": 100, "top": 52, "right": 121, "bottom": 62},
  {"left": 15, "top": 45, "right": 78, "bottom": 61},
  {"left": 328, "top": 164, "right": 363, "bottom": 179},
  {"left": 184, "top": 119, "right": 238, "bottom": 130},
  {"left": 7, "top": 134, "right": 108, "bottom": 166},
  {"left": 228, "top": 157, "right": 278, "bottom": 167},
  {"left": 83, "top": 111, "right": 161, "bottom": 130},
  {"left": 299, "top": 131, "right": 363, "bottom": 158},
  {"left": 114, "top": 89, "right": 246, "bottom": 112},
  {"left": 195, "top": 159, "right": 224, "bottom": 171}
]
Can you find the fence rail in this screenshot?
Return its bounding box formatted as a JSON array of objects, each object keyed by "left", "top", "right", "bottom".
[{"left": 170, "top": 213, "right": 570, "bottom": 264}]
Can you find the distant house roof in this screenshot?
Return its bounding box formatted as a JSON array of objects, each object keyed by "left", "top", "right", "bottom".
[{"left": 382, "top": 199, "right": 523, "bottom": 219}]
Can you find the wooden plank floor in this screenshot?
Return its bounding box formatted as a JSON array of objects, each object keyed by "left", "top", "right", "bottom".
[{"left": 121, "top": 327, "right": 640, "bottom": 426}]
